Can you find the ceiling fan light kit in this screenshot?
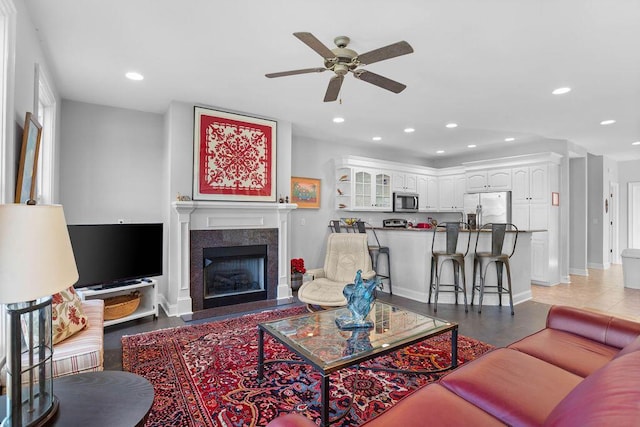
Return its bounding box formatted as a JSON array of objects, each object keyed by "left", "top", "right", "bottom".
[{"left": 266, "top": 32, "right": 413, "bottom": 102}]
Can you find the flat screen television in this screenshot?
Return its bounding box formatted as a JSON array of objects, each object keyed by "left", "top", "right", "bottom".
[{"left": 67, "top": 223, "right": 163, "bottom": 289}]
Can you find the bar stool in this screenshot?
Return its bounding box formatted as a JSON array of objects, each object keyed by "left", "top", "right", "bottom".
[
  {"left": 355, "top": 221, "right": 392, "bottom": 295},
  {"left": 329, "top": 220, "right": 342, "bottom": 233},
  {"left": 471, "top": 223, "right": 519, "bottom": 315},
  {"left": 429, "top": 222, "right": 471, "bottom": 312}
]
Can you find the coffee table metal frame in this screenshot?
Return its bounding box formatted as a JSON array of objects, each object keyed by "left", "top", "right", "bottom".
[{"left": 258, "top": 301, "right": 458, "bottom": 426}]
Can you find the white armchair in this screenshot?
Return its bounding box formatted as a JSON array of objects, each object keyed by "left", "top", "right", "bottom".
[{"left": 297, "top": 233, "right": 375, "bottom": 307}]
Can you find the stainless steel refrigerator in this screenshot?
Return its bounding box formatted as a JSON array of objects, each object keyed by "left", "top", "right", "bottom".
[{"left": 463, "top": 191, "right": 511, "bottom": 227}]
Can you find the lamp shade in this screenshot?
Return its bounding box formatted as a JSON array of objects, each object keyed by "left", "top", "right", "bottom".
[{"left": 0, "top": 204, "right": 78, "bottom": 304}]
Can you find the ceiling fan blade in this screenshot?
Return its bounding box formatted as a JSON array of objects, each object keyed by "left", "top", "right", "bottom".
[
  {"left": 355, "top": 70, "right": 407, "bottom": 94},
  {"left": 324, "top": 75, "right": 344, "bottom": 102},
  {"left": 293, "top": 32, "right": 336, "bottom": 59},
  {"left": 265, "top": 67, "right": 326, "bottom": 78},
  {"left": 357, "top": 41, "right": 414, "bottom": 65}
]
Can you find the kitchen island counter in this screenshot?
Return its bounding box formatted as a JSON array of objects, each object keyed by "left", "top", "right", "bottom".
[{"left": 367, "top": 227, "right": 535, "bottom": 307}]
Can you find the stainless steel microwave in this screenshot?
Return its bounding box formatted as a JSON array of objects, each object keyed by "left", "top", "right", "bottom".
[{"left": 393, "top": 192, "right": 419, "bottom": 212}]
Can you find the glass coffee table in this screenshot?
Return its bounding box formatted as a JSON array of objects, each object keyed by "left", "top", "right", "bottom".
[{"left": 258, "top": 301, "right": 458, "bottom": 426}]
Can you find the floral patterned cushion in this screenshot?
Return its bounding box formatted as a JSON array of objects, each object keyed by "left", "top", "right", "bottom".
[{"left": 52, "top": 286, "right": 89, "bottom": 344}]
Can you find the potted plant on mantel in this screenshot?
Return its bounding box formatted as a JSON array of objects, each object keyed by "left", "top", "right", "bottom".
[{"left": 290, "top": 258, "right": 306, "bottom": 291}]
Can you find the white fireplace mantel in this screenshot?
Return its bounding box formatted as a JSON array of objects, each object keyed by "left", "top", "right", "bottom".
[{"left": 169, "top": 201, "right": 297, "bottom": 316}]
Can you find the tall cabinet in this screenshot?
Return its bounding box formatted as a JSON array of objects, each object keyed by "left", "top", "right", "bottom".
[
  {"left": 463, "top": 153, "right": 562, "bottom": 286},
  {"left": 512, "top": 164, "right": 549, "bottom": 231},
  {"left": 510, "top": 160, "right": 560, "bottom": 285}
]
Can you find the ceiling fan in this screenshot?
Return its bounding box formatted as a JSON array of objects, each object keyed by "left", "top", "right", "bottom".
[{"left": 265, "top": 32, "right": 414, "bottom": 102}]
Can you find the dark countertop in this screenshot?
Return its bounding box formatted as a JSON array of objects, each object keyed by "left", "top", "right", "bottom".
[
  {"left": 372, "top": 227, "right": 544, "bottom": 233},
  {"left": 329, "top": 225, "right": 545, "bottom": 233}
]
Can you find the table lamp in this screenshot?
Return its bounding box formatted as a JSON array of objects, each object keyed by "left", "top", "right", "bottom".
[{"left": 0, "top": 204, "right": 78, "bottom": 427}]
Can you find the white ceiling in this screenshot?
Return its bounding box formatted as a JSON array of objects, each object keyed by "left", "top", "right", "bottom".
[{"left": 24, "top": 0, "right": 640, "bottom": 162}]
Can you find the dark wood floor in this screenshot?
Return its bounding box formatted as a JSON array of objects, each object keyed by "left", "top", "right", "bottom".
[{"left": 104, "top": 291, "right": 551, "bottom": 371}]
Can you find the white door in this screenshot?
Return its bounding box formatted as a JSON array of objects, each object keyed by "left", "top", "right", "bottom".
[
  {"left": 466, "top": 171, "right": 487, "bottom": 192},
  {"left": 511, "top": 167, "right": 530, "bottom": 203},
  {"left": 529, "top": 165, "right": 548, "bottom": 204},
  {"left": 512, "top": 203, "right": 530, "bottom": 230},
  {"left": 487, "top": 168, "right": 512, "bottom": 191},
  {"left": 426, "top": 176, "right": 439, "bottom": 209}
]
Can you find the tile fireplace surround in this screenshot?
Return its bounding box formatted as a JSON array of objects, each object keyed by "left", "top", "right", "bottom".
[{"left": 171, "top": 201, "right": 296, "bottom": 316}]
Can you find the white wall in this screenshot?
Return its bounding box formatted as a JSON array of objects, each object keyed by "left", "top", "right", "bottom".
[
  {"left": 59, "top": 100, "right": 165, "bottom": 223},
  {"left": 587, "top": 154, "right": 604, "bottom": 268},
  {"left": 1, "top": 0, "right": 60, "bottom": 203},
  {"left": 569, "top": 157, "right": 588, "bottom": 275}
]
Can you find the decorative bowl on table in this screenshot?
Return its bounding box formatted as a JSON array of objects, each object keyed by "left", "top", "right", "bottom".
[{"left": 341, "top": 218, "right": 360, "bottom": 226}]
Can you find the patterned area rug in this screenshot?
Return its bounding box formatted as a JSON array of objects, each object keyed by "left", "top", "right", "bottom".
[{"left": 122, "top": 306, "right": 494, "bottom": 426}]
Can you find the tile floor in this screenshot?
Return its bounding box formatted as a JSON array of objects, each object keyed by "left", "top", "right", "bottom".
[{"left": 531, "top": 264, "right": 640, "bottom": 321}]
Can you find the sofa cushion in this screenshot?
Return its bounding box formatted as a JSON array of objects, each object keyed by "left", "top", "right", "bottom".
[
  {"left": 546, "top": 305, "right": 640, "bottom": 349},
  {"left": 361, "top": 383, "right": 504, "bottom": 427},
  {"left": 508, "top": 328, "right": 619, "bottom": 377},
  {"left": 544, "top": 351, "right": 640, "bottom": 426},
  {"left": 615, "top": 334, "right": 640, "bottom": 359},
  {"left": 52, "top": 286, "right": 89, "bottom": 344},
  {"left": 52, "top": 299, "right": 104, "bottom": 378},
  {"left": 439, "top": 348, "right": 582, "bottom": 427}
]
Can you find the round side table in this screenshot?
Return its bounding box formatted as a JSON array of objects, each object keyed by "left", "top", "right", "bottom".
[{"left": 1, "top": 371, "right": 154, "bottom": 427}]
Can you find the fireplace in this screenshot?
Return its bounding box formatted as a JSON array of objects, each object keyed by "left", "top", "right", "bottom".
[
  {"left": 190, "top": 228, "right": 279, "bottom": 312},
  {"left": 203, "top": 244, "right": 267, "bottom": 308}
]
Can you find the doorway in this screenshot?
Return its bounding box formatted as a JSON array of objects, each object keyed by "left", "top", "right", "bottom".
[{"left": 629, "top": 182, "right": 640, "bottom": 249}]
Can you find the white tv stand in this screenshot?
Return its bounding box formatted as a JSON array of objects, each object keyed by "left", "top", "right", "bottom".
[{"left": 77, "top": 279, "right": 158, "bottom": 327}]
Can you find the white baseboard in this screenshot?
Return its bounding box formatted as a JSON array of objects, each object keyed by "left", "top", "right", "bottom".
[
  {"left": 588, "top": 263, "right": 606, "bottom": 270},
  {"left": 568, "top": 268, "right": 588, "bottom": 276}
]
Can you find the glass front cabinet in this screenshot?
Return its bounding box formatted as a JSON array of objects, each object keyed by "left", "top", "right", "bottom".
[{"left": 337, "top": 167, "right": 391, "bottom": 211}]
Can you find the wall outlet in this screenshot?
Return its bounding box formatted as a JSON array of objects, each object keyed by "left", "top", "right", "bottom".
[{"left": 300, "top": 218, "right": 306, "bottom": 226}]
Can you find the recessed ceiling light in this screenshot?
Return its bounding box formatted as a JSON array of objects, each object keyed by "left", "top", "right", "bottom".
[
  {"left": 632, "top": 141, "right": 640, "bottom": 146},
  {"left": 505, "top": 137, "right": 515, "bottom": 142},
  {"left": 372, "top": 136, "right": 382, "bottom": 141},
  {"left": 332, "top": 117, "right": 345, "bottom": 123},
  {"left": 125, "top": 71, "right": 144, "bottom": 81},
  {"left": 552, "top": 87, "right": 571, "bottom": 95},
  {"left": 600, "top": 119, "right": 616, "bottom": 125},
  {"left": 404, "top": 128, "right": 415, "bottom": 133},
  {"left": 445, "top": 123, "right": 458, "bottom": 128},
  {"left": 436, "top": 150, "right": 445, "bottom": 154},
  {"left": 467, "top": 144, "right": 477, "bottom": 148}
]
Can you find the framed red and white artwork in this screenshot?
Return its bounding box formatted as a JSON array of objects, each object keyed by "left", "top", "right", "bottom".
[{"left": 193, "top": 107, "right": 277, "bottom": 201}]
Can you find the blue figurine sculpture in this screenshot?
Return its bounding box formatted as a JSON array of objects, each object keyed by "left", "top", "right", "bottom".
[{"left": 336, "top": 270, "right": 380, "bottom": 329}]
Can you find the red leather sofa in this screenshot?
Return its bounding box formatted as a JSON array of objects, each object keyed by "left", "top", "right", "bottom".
[{"left": 267, "top": 305, "right": 640, "bottom": 426}]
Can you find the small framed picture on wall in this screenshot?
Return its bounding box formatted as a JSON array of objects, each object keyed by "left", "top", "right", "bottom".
[
  {"left": 291, "top": 177, "right": 321, "bottom": 209},
  {"left": 15, "top": 112, "right": 43, "bottom": 204}
]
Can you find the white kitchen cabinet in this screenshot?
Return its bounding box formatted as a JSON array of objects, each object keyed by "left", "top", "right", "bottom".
[
  {"left": 511, "top": 164, "right": 548, "bottom": 229},
  {"left": 531, "top": 233, "right": 549, "bottom": 283},
  {"left": 392, "top": 172, "right": 417, "bottom": 193},
  {"left": 438, "top": 174, "right": 466, "bottom": 210},
  {"left": 466, "top": 168, "right": 512, "bottom": 192},
  {"left": 417, "top": 174, "right": 439, "bottom": 210},
  {"left": 339, "top": 167, "right": 391, "bottom": 211}
]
